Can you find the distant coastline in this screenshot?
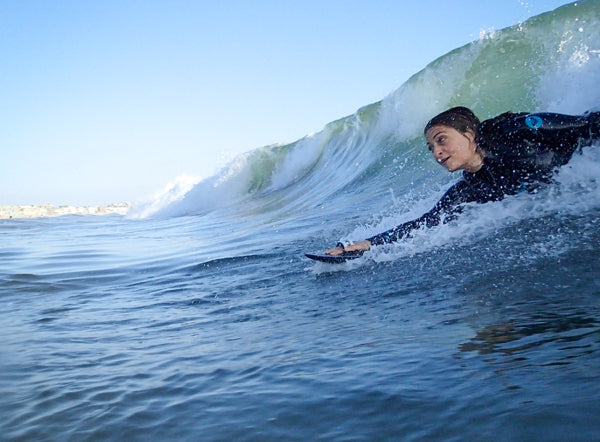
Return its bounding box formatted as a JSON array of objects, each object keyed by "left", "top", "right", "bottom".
[{"left": 0, "top": 203, "right": 130, "bottom": 219}]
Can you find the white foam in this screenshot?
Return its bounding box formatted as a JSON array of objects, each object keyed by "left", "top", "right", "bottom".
[
  {"left": 128, "top": 173, "right": 201, "bottom": 218},
  {"left": 535, "top": 18, "right": 600, "bottom": 112}
]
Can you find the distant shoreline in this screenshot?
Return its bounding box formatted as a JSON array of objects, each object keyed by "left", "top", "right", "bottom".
[{"left": 0, "top": 203, "right": 131, "bottom": 219}]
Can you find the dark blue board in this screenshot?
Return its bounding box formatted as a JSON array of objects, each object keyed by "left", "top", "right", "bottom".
[{"left": 305, "top": 251, "right": 364, "bottom": 263}]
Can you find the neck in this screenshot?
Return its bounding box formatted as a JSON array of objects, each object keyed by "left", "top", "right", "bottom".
[{"left": 464, "top": 152, "right": 484, "bottom": 173}]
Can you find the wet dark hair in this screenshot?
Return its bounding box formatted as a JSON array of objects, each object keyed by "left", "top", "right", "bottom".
[{"left": 424, "top": 106, "right": 480, "bottom": 137}]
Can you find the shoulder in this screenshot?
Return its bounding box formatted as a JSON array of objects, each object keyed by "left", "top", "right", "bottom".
[
  {"left": 477, "top": 112, "right": 528, "bottom": 143},
  {"left": 477, "top": 111, "right": 538, "bottom": 159}
]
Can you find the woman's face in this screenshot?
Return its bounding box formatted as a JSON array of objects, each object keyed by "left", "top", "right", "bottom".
[{"left": 425, "top": 125, "right": 482, "bottom": 173}]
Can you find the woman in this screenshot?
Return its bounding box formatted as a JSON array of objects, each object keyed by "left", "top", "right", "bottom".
[{"left": 325, "top": 106, "right": 600, "bottom": 256}]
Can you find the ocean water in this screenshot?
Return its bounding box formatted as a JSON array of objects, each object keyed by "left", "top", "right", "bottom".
[{"left": 2, "top": 2, "right": 600, "bottom": 440}]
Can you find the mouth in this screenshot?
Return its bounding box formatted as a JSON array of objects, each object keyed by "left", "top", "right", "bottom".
[{"left": 437, "top": 156, "right": 450, "bottom": 165}]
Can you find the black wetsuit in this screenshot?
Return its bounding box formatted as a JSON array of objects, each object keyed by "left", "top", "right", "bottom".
[{"left": 367, "top": 110, "right": 600, "bottom": 246}]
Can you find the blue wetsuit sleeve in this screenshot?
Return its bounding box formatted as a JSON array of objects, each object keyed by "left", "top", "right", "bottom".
[{"left": 367, "top": 180, "right": 474, "bottom": 246}]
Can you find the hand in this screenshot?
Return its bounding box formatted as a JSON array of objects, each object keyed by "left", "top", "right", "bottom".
[
  {"left": 325, "top": 240, "right": 371, "bottom": 255},
  {"left": 324, "top": 245, "right": 344, "bottom": 256}
]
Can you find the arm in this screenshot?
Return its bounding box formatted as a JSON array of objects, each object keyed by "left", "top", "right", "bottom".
[
  {"left": 325, "top": 179, "right": 476, "bottom": 253},
  {"left": 477, "top": 111, "right": 600, "bottom": 172},
  {"left": 366, "top": 180, "right": 471, "bottom": 246},
  {"left": 325, "top": 240, "right": 371, "bottom": 256},
  {"left": 486, "top": 112, "right": 597, "bottom": 158}
]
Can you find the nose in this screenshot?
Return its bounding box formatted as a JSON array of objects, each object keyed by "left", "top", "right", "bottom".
[{"left": 431, "top": 145, "right": 444, "bottom": 158}]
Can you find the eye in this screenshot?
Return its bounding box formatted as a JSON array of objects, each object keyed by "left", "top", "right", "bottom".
[{"left": 436, "top": 136, "right": 446, "bottom": 144}]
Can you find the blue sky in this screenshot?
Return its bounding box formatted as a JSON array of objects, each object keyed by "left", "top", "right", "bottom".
[{"left": 1, "top": 0, "right": 570, "bottom": 206}]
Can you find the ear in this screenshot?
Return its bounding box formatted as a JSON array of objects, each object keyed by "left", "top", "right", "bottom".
[
  {"left": 463, "top": 129, "right": 479, "bottom": 151},
  {"left": 463, "top": 128, "right": 476, "bottom": 142}
]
